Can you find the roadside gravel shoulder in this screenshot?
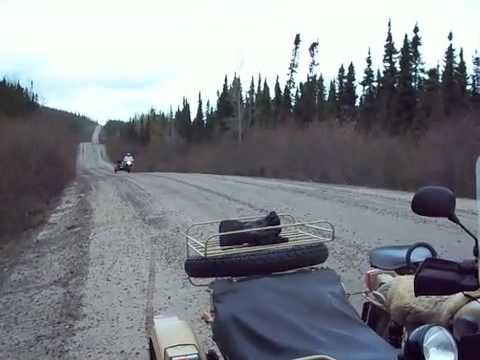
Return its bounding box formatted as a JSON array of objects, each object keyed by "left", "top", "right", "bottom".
[{"left": 0, "top": 176, "right": 93, "bottom": 360}]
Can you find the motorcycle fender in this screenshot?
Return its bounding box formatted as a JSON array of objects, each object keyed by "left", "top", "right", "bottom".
[{"left": 150, "top": 315, "right": 205, "bottom": 360}]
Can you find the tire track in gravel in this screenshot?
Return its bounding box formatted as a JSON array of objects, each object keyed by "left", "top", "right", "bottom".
[
  {"left": 149, "top": 174, "right": 267, "bottom": 212},
  {"left": 106, "top": 175, "right": 160, "bottom": 335}
]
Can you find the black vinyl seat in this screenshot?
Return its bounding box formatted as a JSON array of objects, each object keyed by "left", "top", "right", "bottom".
[{"left": 210, "top": 269, "right": 398, "bottom": 360}]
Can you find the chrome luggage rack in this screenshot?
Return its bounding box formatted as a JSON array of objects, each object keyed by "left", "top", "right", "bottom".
[{"left": 185, "top": 214, "right": 335, "bottom": 259}]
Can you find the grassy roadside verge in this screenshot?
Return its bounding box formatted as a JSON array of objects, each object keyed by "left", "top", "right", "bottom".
[{"left": 0, "top": 108, "right": 96, "bottom": 237}]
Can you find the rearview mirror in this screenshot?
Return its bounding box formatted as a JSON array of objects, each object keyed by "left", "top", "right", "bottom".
[{"left": 411, "top": 186, "right": 456, "bottom": 220}]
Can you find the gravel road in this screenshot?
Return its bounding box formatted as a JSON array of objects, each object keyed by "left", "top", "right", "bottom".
[{"left": 0, "top": 126, "right": 477, "bottom": 359}]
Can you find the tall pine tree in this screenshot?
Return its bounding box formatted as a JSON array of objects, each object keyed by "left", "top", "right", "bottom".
[
  {"left": 411, "top": 23, "right": 424, "bottom": 90},
  {"left": 336, "top": 64, "right": 346, "bottom": 120},
  {"left": 285, "top": 34, "right": 301, "bottom": 111},
  {"left": 395, "top": 34, "right": 416, "bottom": 133},
  {"left": 192, "top": 92, "right": 205, "bottom": 142},
  {"left": 379, "top": 19, "right": 398, "bottom": 133},
  {"left": 359, "top": 48, "right": 376, "bottom": 130},
  {"left": 247, "top": 76, "right": 256, "bottom": 127},
  {"left": 273, "top": 76, "right": 282, "bottom": 124},
  {"left": 442, "top": 31, "right": 457, "bottom": 115},
  {"left": 317, "top": 75, "right": 326, "bottom": 121},
  {"left": 472, "top": 51, "right": 480, "bottom": 101},
  {"left": 342, "top": 62, "right": 357, "bottom": 120},
  {"left": 456, "top": 48, "right": 468, "bottom": 101},
  {"left": 326, "top": 80, "right": 337, "bottom": 117},
  {"left": 216, "top": 75, "right": 234, "bottom": 130}
]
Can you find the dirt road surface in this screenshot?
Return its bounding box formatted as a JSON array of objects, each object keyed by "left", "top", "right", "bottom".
[{"left": 1, "top": 126, "right": 477, "bottom": 359}]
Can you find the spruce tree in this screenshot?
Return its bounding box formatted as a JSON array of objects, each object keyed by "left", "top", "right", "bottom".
[
  {"left": 358, "top": 49, "right": 376, "bottom": 131},
  {"left": 282, "top": 83, "right": 292, "bottom": 114},
  {"left": 293, "top": 86, "right": 301, "bottom": 120},
  {"left": 326, "top": 80, "right": 337, "bottom": 117},
  {"left": 336, "top": 64, "right": 346, "bottom": 120},
  {"left": 442, "top": 31, "right": 457, "bottom": 115},
  {"left": 336, "top": 64, "right": 346, "bottom": 103},
  {"left": 343, "top": 62, "right": 357, "bottom": 120},
  {"left": 247, "top": 76, "right": 256, "bottom": 127},
  {"left": 456, "top": 48, "right": 468, "bottom": 99},
  {"left": 256, "top": 74, "right": 263, "bottom": 109},
  {"left": 273, "top": 76, "right": 282, "bottom": 124},
  {"left": 308, "top": 41, "right": 319, "bottom": 80},
  {"left": 286, "top": 34, "right": 301, "bottom": 93},
  {"left": 472, "top": 51, "right": 480, "bottom": 100},
  {"left": 417, "top": 66, "right": 443, "bottom": 128},
  {"left": 317, "top": 75, "right": 326, "bottom": 121},
  {"left": 379, "top": 19, "right": 398, "bottom": 133},
  {"left": 396, "top": 34, "right": 416, "bottom": 133},
  {"left": 411, "top": 23, "right": 424, "bottom": 90},
  {"left": 382, "top": 19, "right": 398, "bottom": 87},
  {"left": 175, "top": 98, "right": 192, "bottom": 141},
  {"left": 205, "top": 99, "right": 215, "bottom": 137},
  {"left": 216, "top": 75, "right": 234, "bottom": 130},
  {"left": 195, "top": 91, "right": 203, "bottom": 122},
  {"left": 361, "top": 48, "right": 375, "bottom": 99},
  {"left": 192, "top": 92, "right": 205, "bottom": 142},
  {"left": 262, "top": 79, "right": 273, "bottom": 126}
]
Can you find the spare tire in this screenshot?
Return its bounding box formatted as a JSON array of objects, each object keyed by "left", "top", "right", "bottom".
[{"left": 184, "top": 243, "right": 329, "bottom": 278}]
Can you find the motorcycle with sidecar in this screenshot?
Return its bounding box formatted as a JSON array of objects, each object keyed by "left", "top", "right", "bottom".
[{"left": 148, "top": 185, "right": 479, "bottom": 360}]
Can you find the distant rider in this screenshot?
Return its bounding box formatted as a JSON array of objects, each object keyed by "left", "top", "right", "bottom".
[{"left": 122, "top": 152, "right": 134, "bottom": 165}]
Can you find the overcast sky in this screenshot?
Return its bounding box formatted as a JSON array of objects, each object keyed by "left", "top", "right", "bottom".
[{"left": 1, "top": 0, "right": 479, "bottom": 124}]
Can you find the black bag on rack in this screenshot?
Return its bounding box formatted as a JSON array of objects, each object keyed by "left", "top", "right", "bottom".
[{"left": 219, "top": 211, "right": 287, "bottom": 247}]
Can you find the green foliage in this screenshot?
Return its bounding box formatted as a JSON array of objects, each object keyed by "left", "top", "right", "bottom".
[
  {"left": 411, "top": 23, "right": 424, "bottom": 90},
  {"left": 316, "top": 75, "right": 326, "bottom": 121},
  {"left": 326, "top": 80, "right": 337, "bottom": 117},
  {"left": 442, "top": 31, "right": 458, "bottom": 115},
  {"left": 456, "top": 48, "right": 468, "bottom": 99},
  {"left": 216, "top": 75, "right": 234, "bottom": 128},
  {"left": 395, "top": 34, "right": 416, "bottom": 133},
  {"left": 341, "top": 62, "right": 357, "bottom": 120},
  {"left": 273, "top": 76, "right": 283, "bottom": 119},
  {"left": 192, "top": 92, "right": 205, "bottom": 142},
  {"left": 0, "top": 78, "right": 39, "bottom": 116},
  {"left": 287, "top": 34, "right": 301, "bottom": 84},
  {"left": 473, "top": 51, "right": 480, "bottom": 99}
]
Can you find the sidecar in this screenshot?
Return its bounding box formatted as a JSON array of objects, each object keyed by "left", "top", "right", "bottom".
[{"left": 148, "top": 214, "right": 458, "bottom": 360}]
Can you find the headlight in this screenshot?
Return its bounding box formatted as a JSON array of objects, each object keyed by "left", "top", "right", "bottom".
[
  {"left": 404, "top": 325, "right": 458, "bottom": 360},
  {"left": 170, "top": 355, "right": 200, "bottom": 360},
  {"left": 423, "top": 326, "right": 458, "bottom": 360},
  {"left": 126, "top": 161, "right": 132, "bottom": 165}
]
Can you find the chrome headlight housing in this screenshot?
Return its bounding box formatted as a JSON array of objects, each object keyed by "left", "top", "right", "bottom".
[
  {"left": 423, "top": 326, "right": 458, "bottom": 360},
  {"left": 404, "top": 325, "right": 458, "bottom": 360}
]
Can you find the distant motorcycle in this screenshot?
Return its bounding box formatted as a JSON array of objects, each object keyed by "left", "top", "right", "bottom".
[{"left": 114, "top": 159, "right": 133, "bottom": 173}]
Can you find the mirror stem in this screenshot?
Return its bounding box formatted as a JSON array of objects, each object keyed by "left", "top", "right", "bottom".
[{"left": 450, "top": 214, "right": 479, "bottom": 258}]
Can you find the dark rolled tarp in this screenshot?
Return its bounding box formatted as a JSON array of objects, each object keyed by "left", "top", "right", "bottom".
[
  {"left": 211, "top": 268, "right": 398, "bottom": 360},
  {"left": 219, "top": 211, "right": 287, "bottom": 247}
]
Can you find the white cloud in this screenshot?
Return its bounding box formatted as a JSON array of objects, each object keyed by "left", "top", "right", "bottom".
[{"left": 0, "top": 0, "right": 479, "bottom": 123}]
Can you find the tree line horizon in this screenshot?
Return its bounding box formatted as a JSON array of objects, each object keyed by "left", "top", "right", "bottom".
[{"left": 105, "top": 20, "right": 480, "bottom": 144}]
